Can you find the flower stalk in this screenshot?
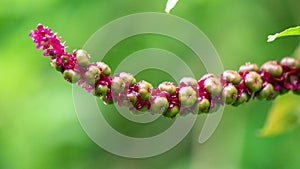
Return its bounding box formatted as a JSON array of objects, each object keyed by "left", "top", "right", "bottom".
[{"left": 30, "top": 24, "right": 300, "bottom": 118}]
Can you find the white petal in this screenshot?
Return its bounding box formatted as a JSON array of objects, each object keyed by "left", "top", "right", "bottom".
[{"left": 165, "top": 0, "right": 179, "bottom": 13}]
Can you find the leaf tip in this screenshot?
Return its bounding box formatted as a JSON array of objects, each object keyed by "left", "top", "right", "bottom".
[{"left": 267, "top": 33, "right": 278, "bottom": 42}]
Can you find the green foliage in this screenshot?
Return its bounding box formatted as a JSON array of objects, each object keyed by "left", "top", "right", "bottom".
[
  {"left": 260, "top": 92, "right": 300, "bottom": 136},
  {"left": 267, "top": 26, "right": 300, "bottom": 42}
]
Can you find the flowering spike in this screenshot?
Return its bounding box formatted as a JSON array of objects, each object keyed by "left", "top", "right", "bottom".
[{"left": 30, "top": 24, "right": 300, "bottom": 118}]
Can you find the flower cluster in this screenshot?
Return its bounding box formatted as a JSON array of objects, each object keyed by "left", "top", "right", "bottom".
[{"left": 30, "top": 24, "right": 300, "bottom": 118}]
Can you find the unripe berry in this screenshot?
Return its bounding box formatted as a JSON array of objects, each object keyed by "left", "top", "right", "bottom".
[
  {"left": 245, "top": 71, "right": 262, "bottom": 92},
  {"left": 138, "top": 80, "right": 153, "bottom": 100},
  {"left": 158, "top": 82, "right": 176, "bottom": 94},
  {"left": 93, "top": 84, "right": 108, "bottom": 96},
  {"left": 96, "top": 62, "right": 111, "bottom": 76},
  {"left": 221, "top": 70, "right": 242, "bottom": 84},
  {"left": 138, "top": 80, "right": 153, "bottom": 90},
  {"left": 119, "top": 72, "right": 136, "bottom": 86},
  {"left": 239, "top": 63, "right": 259, "bottom": 73},
  {"left": 139, "top": 88, "right": 151, "bottom": 100},
  {"left": 222, "top": 85, "right": 238, "bottom": 105},
  {"left": 163, "top": 105, "right": 179, "bottom": 118},
  {"left": 261, "top": 61, "right": 283, "bottom": 77},
  {"left": 257, "top": 83, "right": 274, "bottom": 99},
  {"left": 204, "top": 77, "right": 222, "bottom": 95},
  {"left": 150, "top": 97, "right": 169, "bottom": 114},
  {"left": 111, "top": 77, "right": 125, "bottom": 93},
  {"left": 197, "top": 98, "right": 210, "bottom": 113},
  {"left": 281, "top": 57, "right": 300, "bottom": 69},
  {"left": 85, "top": 66, "right": 101, "bottom": 84},
  {"left": 232, "top": 92, "right": 248, "bottom": 106},
  {"left": 180, "top": 77, "right": 198, "bottom": 88},
  {"left": 127, "top": 93, "right": 137, "bottom": 105},
  {"left": 76, "top": 49, "right": 90, "bottom": 67},
  {"left": 179, "top": 86, "right": 197, "bottom": 107},
  {"left": 63, "top": 69, "right": 80, "bottom": 83}
]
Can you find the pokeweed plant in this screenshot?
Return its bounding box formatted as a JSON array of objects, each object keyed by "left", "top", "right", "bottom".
[{"left": 29, "top": 24, "right": 300, "bottom": 128}]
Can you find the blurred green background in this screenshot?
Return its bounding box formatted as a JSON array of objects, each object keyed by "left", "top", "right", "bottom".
[{"left": 1, "top": 0, "right": 300, "bottom": 169}]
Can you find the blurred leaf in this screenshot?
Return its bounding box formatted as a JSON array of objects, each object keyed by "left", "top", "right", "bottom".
[
  {"left": 267, "top": 26, "right": 300, "bottom": 42},
  {"left": 165, "top": 0, "right": 179, "bottom": 13},
  {"left": 260, "top": 92, "right": 300, "bottom": 136}
]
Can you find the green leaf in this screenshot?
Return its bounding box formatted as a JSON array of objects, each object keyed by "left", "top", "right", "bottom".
[
  {"left": 260, "top": 92, "right": 300, "bottom": 136},
  {"left": 267, "top": 26, "right": 300, "bottom": 42}
]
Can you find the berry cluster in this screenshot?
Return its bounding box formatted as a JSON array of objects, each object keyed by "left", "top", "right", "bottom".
[{"left": 30, "top": 24, "right": 300, "bottom": 118}]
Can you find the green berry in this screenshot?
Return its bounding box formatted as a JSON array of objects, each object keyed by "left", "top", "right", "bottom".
[
  {"left": 180, "top": 77, "right": 198, "bottom": 88},
  {"left": 111, "top": 77, "right": 125, "bottom": 93},
  {"left": 281, "top": 57, "right": 300, "bottom": 69},
  {"left": 232, "top": 92, "right": 248, "bottom": 106},
  {"left": 63, "top": 69, "right": 80, "bottom": 83},
  {"left": 261, "top": 61, "right": 283, "bottom": 77},
  {"left": 222, "top": 85, "right": 238, "bottom": 105},
  {"left": 119, "top": 72, "right": 136, "bottom": 86},
  {"left": 96, "top": 62, "right": 111, "bottom": 76},
  {"left": 239, "top": 63, "right": 259, "bottom": 73},
  {"left": 197, "top": 98, "right": 210, "bottom": 114},
  {"left": 222, "top": 70, "right": 242, "bottom": 84},
  {"left": 93, "top": 84, "right": 108, "bottom": 96},
  {"left": 76, "top": 49, "right": 90, "bottom": 67},
  {"left": 127, "top": 93, "right": 137, "bottom": 105},
  {"left": 204, "top": 77, "right": 222, "bottom": 95},
  {"left": 257, "top": 83, "right": 274, "bottom": 99},
  {"left": 138, "top": 80, "right": 153, "bottom": 90},
  {"left": 245, "top": 71, "right": 262, "bottom": 92},
  {"left": 158, "top": 82, "right": 176, "bottom": 94},
  {"left": 151, "top": 97, "right": 169, "bottom": 114},
  {"left": 163, "top": 105, "right": 179, "bottom": 118},
  {"left": 85, "top": 66, "right": 101, "bottom": 84},
  {"left": 139, "top": 88, "right": 151, "bottom": 100},
  {"left": 179, "top": 86, "right": 197, "bottom": 107}
]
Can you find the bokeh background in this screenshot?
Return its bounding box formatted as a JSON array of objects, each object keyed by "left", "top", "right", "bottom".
[{"left": 1, "top": 0, "right": 300, "bottom": 169}]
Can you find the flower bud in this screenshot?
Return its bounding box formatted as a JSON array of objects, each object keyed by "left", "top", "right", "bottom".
[
  {"left": 163, "top": 105, "right": 179, "bottom": 118},
  {"left": 261, "top": 61, "right": 283, "bottom": 77},
  {"left": 76, "top": 49, "right": 90, "bottom": 67},
  {"left": 221, "top": 70, "right": 242, "bottom": 84},
  {"left": 257, "top": 83, "right": 274, "bottom": 99},
  {"left": 232, "top": 92, "right": 248, "bottom": 106},
  {"left": 239, "top": 63, "right": 259, "bottom": 73},
  {"left": 151, "top": 97, "right": 169, "bottom": 114},
  {"left": 96, "top": 62, "right": 111, "bottom": 76},
  {"left": 197, "top": 98, "right": 210, "bottom": 113},
  {"left": 119, "top": 72, "right": 136, "bottom": 86},
  {"left": 180, "top": 77, "right": 198, "bottom": 88},
  {"left": 245, "top": 71, "right": 262, "bottom": 92},
  {"left": 222, "top": 85, "right": 238, "bottom": 105},
  {"left": 63, "top": 69, "right": 80, "bottom": 83},
  {"left": 85, "top": 66, "right": 101, "bottom": 84},
  {"left": 111, "top": 77, "right": 125, "bottom": 93},
  {"left": 204, "top": 77, "right": 222, "bottom": 95},
  {"left": 158, "top": 82, "right": 176, "bottom": 94},
  {"left": 179, "top": 86, "right": 197, "bottom": 107},
  {"left": 50, "top": 59, "right": 63, "bottom": 72},
  {"left": 93, "top": 84, "right": 108, "bottom": 96}
]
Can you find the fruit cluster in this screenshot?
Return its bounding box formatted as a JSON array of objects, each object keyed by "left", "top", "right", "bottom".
[{"left": 30, "top": 24, "right": 300, "bottom": 118}]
